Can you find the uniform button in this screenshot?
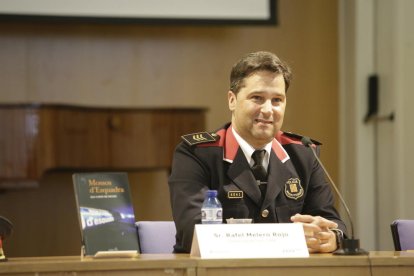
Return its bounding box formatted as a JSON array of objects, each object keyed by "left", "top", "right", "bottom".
[{"left": 261, "top": 209, "right": 269, "bottom": 218}]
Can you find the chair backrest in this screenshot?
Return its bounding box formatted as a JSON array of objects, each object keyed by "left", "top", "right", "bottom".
[
  {"left": 136, "top": 221, "right": 176, "bottom": 253},
  {"left": 390, "top": 219, "right": 414, "bottom": 250},
  {"left": 0, "top": 216, "right": 13, "bottom": 240}
]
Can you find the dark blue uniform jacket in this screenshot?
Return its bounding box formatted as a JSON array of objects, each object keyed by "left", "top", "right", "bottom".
[{"left": 168, "top": 123, "right": 346, "bottom": 253}]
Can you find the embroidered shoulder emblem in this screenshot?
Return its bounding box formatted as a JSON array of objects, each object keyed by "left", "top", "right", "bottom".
[{"left": 181, "top": 132, "right": 218, "bottom": 146}]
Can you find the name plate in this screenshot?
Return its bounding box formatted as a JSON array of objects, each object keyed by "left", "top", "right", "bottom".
[{"left": 190, "top": 223, "right": 309, "bottom": 258}]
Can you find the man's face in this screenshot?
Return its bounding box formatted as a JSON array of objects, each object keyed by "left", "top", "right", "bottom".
[{"left": 228, "top": 71, "right": 286, "bottom": 149}]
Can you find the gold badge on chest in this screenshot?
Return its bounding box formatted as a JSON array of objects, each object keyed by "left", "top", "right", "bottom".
[
  {"left": 227, "top": 191, "right": 243, "bottom": 199},
  {"left": 284, "top": 178, "right": 304, "bottom": 200}
]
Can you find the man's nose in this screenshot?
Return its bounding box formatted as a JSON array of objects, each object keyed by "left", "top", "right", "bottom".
[{"left": 261, "top": 100, "right": 273, "bottom": 114}]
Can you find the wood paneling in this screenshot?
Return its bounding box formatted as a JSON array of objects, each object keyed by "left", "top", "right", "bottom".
[
  {"left": 0, "top": 105, "right": 205, "bottom": 187},
  {"left": 0, "top": 105, "right": 204, "bottom": 257}
]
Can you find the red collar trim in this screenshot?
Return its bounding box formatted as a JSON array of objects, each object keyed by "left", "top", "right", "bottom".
[
  {"left": 271, "top": 138, "right": 289, "bottom": 163},
  {"left": 223, "top": 128, "right": 289, "bottom": 163},
  {"left": 224, "top": 127, "right": 238, "bottom": 162}
]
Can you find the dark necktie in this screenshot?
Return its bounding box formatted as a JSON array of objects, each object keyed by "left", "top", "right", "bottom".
[
  {"left": 251, "top": 150, "right": 267, "bottom": 182},
  {"left": 251, "top": 150, "right": 267, "bottom": 199}
]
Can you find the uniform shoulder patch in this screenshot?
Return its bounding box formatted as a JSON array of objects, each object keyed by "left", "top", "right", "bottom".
[
  {"left": 181, "top": 132, "right": 219, "bottom": 146},
  {"left": 282, "top": 132, "right": 322, "bottom": 145}
]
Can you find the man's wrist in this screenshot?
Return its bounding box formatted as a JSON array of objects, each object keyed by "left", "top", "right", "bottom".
[{"left": 330, "top": 229, "right": 344, "bottom": 250}]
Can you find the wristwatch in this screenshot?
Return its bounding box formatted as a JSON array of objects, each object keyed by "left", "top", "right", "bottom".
[{"left": 330, "top": 229, "right": 344, "bottom": 250}]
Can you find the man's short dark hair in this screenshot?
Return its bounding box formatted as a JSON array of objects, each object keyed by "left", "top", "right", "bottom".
[{"left": 230, "top": 51, "right": 292, "bottom": 94}]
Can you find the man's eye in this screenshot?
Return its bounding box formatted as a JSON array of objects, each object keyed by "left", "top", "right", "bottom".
[{"left": 272, "top": 98, "right": 282, "bottom": 103}]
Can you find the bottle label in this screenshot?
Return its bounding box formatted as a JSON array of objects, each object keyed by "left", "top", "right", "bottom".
[{"left": 201, "top": 208, "right": 223, "bottom": 224}]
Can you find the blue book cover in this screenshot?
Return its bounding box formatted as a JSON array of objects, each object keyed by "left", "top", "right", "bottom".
[{"left": 73, "top": 172, "right": 140, "bottom": 256}]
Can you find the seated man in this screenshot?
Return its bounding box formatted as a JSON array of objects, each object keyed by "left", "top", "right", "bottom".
[{"left": 168, "top": 51, "right": 346, "bottom": 253}]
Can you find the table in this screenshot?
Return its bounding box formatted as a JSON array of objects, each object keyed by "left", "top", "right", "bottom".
[
  {"left": 369, "top": 251, "right": 414, "bottom": 276},
  {"left": 0, "top": 254, "right": 197, "bottom": 276},
  {"left": 196, "top": 253, "right": 371, "bottom": 276},
  {"left": 1, "top": 252, "right": 413, "bottom": 276}
]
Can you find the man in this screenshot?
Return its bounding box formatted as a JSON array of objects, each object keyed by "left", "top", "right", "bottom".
[{"left": 168, "top": 51, "right": 346, "bottom": 253}]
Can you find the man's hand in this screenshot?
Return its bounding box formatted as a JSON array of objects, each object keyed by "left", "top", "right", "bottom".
[{"left": 290, "top": 213, "right": 338, "bottom": 253}]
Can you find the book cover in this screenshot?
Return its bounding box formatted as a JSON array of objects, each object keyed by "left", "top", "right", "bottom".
[{"left": 73, "top": 172, "right": 140, "bottom": 256}]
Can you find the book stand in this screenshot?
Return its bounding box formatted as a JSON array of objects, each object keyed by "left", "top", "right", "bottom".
[{"left": 80, "top": 246, "right": 139, "bottom": 259}]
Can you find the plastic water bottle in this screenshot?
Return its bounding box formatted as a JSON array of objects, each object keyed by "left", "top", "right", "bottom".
[{"left": 201, "top": 190, "right": 223, "bottom": 224}]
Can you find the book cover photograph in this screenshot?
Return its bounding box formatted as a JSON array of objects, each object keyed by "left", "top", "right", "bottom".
[{"left": 73, "top": 172, "right": 140, "bottom": 256}]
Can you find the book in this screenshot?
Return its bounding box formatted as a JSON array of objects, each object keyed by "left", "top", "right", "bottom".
[{"left": 73, "top": 172, "right": 140, "bottom": 256}]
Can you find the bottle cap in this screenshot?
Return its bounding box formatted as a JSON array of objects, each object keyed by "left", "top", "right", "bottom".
[{"left": 206, "top": 190, "right": 218, "bottom": 197}]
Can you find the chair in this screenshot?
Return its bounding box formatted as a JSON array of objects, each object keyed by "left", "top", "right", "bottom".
[
  {"left": 136, "top": 221, "right": 176, "bottom": 253},
  {"left": 390, "top": 219, "right": 414, "bottom": 250},
  {"left": 0, "top": 216, "right": 13, "bottom": 261},
  {"left": 0, "top": 216, "right": 13, "bottom": 240}
]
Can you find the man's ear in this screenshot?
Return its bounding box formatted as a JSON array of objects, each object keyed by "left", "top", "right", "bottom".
[{"left": 228, "top": 91, "right": 237, "bottom": 111}]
